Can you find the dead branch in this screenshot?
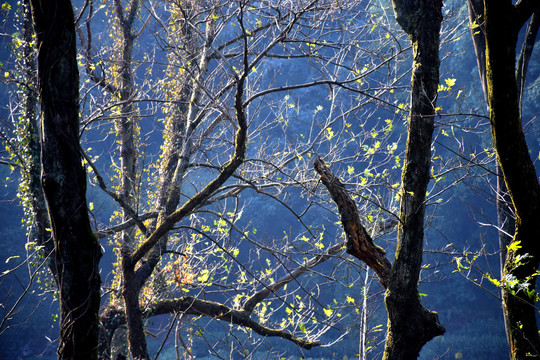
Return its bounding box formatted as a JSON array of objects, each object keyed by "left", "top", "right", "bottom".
[{"left": 314, "top": 157, "right": 391, "bottom": 288}]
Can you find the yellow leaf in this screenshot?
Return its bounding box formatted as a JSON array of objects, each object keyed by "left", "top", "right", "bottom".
[
  {"left": 507, "top": 241, "right": 522, "bottom": 253},
  {"left": 444, "top": 78, "right": 456, "bottom": 87},
  {"left": 325, "top": 127, "right": 335, "bottom": 140},
  {"left": 323, "top": 307, "right": 333, "bottom": 317}
]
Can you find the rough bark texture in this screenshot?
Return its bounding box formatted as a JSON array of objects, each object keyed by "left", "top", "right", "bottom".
[
  {"left": 313, "top": 158, "right": 391, "bottom": 288},
  {"left": 484, "top": 1, "right": 540, "bottom": 358},
  {"left": 383, "top": 1, "right": 445, "bottom": 358},
  {"left": 30, "top": 1, "right": 102, "bottom": 359}
]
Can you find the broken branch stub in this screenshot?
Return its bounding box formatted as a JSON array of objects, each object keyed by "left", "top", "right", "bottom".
[{"left": 314, "top": 158, "right": 391, "bottom": 288}]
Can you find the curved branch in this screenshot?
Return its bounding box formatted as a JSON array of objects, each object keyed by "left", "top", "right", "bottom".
[
  {"left": 516, "top": 8, "right": 540, "bottom": 110},
  {"left": 146, "top": 297, "right": 321, "bottom": 350},
  {"left": 514, "top": 0, "right": 540, "bottom": 30}
]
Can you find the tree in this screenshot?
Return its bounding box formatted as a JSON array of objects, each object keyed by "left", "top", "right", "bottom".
[
  {"left": 383, "top": 0, "right": 447, "bottom": 356},
  {"left": 482, "top": 1, "right": 540, "bottom": 358},
  {"left": 2, "top": 1, "right": 483, "bottom": 359},
  {"left": 314, "top": 1, "right": 446, "bottom": 358},
  {"left": 467, "top": 2, "right": 540, "bottom": 356},
  {"left": 29, "top": 0, "right": 102, "bottom": 359},
  {"left": 77, "top": 1, "right": 416, "bottom": 358}
]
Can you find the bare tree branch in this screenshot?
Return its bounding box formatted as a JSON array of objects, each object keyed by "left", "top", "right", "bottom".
[
  {"left": 146, "top": 297, "right": 322, "bottom": 350},
  {"left": 243, "top": 240, "right": 346, "bottom": 313}
]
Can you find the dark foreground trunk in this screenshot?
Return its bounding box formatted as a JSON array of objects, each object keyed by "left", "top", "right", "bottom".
[
  {"left": 383, "top": 1, "right": 445, "bottom": 358},
  {"left": 30, "top": 1, "right": 102, "bottom": 358},
  {"left": 484, "top": 1, "right": 540, "bottom": 358}
]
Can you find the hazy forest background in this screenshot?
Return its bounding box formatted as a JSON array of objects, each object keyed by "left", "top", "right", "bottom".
[{"left": 0, "top": 0, "right": 539, "bottom": 359}]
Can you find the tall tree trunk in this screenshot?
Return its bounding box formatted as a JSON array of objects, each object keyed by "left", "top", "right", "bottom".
[
  {"left": 383, "top": 1, "right": 445, "bottom": 358},
  {"left": 110, "top": 1, "right": 149, "bottom": 359},
  {"left": 467, "top": 1, "right": 515, "bottom": 349},
  {"left": 123, "top": 10, "right": 214, "bottom": 359},
  {"left": 30, "top": 1, "right": 102, "bottom": 359},
  {"left": 484, "top": 1, "right": 540, "bottom": 358}
]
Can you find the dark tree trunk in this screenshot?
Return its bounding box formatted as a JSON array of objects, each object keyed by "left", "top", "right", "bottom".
[
  {"left": 29, "top": 1, "right": 102, "bottom": 359},
  {"left": 383, "top": 1, "right": 445, "bottom": 358},
  {"left": 484, "top": 1, "right": 540, "bottom": 358},
  {"left": 467, "top": 1, "right": 515, "bottom": 350}
]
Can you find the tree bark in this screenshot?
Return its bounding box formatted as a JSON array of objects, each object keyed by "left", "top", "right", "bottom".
[
  {"left": 484, "top": 1, "right": 540, "bottom": 358},
  {"left": 30, "top": 1, "right": 102, "bottom": 359},
  {"left": 383, "top": 1, "right": 445, "bottom": 358},
  {"left": 313, "top": 158, "right": 391, "bottom": 288}
]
